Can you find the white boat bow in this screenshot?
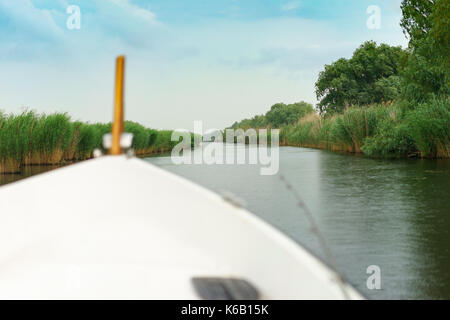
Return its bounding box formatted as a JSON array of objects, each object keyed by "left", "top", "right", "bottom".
[{"left": 0, "top": 155, "right": 362, "bottom": 299}]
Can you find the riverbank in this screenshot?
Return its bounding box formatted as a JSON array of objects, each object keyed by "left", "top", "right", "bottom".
[
  {"left": 231, "top": 98, "right": 449, "bottom": 159},
  {"left": 0, "top": 111, "right": 178, "bottom": 173}
]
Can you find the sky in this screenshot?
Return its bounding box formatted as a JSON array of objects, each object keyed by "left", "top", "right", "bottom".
[{"left": 0, "top": 0, "right": 407, "bottom": 130}]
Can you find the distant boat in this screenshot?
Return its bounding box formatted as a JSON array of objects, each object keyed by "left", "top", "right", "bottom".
[{"left": 0, "top": 56, "right": 362, "bottom": 300}]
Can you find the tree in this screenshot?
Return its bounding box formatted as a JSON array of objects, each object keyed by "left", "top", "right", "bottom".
[
  {"left": 230, "top": 101, "right": 314, "bottom": 129},
  {"left": 400, "top": 0, "right": 435, "bottom": 45},
  {"left": 315, "top": 41, "right": 406, "bottom": 114},
  {"left": 400, "top": 0, "right": 449, "bottom": 102},
  {"left": 265, "top": 102, "right": 314, "bottom": 127}
]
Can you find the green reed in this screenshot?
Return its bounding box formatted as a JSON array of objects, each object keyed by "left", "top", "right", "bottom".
[{"left": 0, "top": 111, "right": 177, "bottom": 173}]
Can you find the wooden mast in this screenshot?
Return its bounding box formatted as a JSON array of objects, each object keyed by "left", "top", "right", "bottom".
[{"left": 110, "top": 55, "right": 125, "bottom": 155}]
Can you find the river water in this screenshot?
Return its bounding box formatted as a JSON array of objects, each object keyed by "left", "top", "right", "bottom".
[
  {"left": 145, "top": 144, "right": 450, "bottom": 300},
  {"left": 1, "top": 145, "right": 448, "bottom": 299}
]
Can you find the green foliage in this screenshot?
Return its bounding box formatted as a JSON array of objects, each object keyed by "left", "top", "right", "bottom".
[
  {"left": 265, "top": 102, "right": 314, "bottom": 127},
  {"left": 329, "top": 106, "right": 387, "bottom": 151},
  {"left": 361, "top": 107, "right": 416, "bottom": 158},
  {"left": 362, "top": 98, "right": 449, "bottom": 158},
  {"left": 148, "top": 129, "right": 158, "bottom": 146},
  {"left": 270, "top": 102, "right": 447, "bottom": 159},
  {"left": 153, "top": 130, "right": 177, "bottom": 151},
  {"left": 315, "top": 41, "right": 406, "bottom": 114},
  {"left": 400, "top": 0, "right": 449, "bottom": 103},
  {"left": 286, "top": 120, "right": 318, "bottom": 146},
  {"left": 124, "top": 121, "right": 151, "bottom": 150},
  {"left": 40, "top": 113, "right": 73, "bottom": 155},
  {"left": 362, "top": 121, "right": 415, "bottom": 158},
  {"left": 231, "top": 101, "right": 314, "bottom": 129},
  {"left": 75, "top": 123, "right": 99, "bottom": 159},
  {"left": 400, "top": 0, "right": 435, "bottom": 45},
  {"left": 0, "top": 113, "right": 22, "bottom": 162},
  {"left": 405, "top": 97, "right": 450, "bottom": 157},
  {"left": 230, "top": 114, "right": 267, "bottom": 129},
  {"left": 0, "top": 111, "right": 178, "bottom": 171}
]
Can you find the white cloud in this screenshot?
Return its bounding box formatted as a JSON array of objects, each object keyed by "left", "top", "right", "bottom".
[
  {"left": 281, "top": 1, "right": 301, "bottom": 11},
  {"left": 0, "top": 0, "right": 162, "bottom": 60},
  {"left": 0, "top": 0, "right": 64, "bottom": 41},
  {"left": 109, "top": 0, "right": 157, "bottom": 23}
]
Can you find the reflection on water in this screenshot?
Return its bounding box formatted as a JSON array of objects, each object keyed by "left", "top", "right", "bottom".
[
  {"left": 0, "top": 164, "right": 67, "bottom": 186},
  {"left": 146, "top": 145, "right": 450, "bottom": 299}
]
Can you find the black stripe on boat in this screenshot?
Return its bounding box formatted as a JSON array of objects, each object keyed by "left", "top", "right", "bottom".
[{"left": 191, "top": 277, "right": 259, "bottom": 300}]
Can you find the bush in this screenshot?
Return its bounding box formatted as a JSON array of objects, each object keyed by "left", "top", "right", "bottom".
[
  {"left": 361, "top": 120, "right": 416, "bottom": 158},
  {"left": 406, "top": 97, "right": 450, "bottom": 158}
]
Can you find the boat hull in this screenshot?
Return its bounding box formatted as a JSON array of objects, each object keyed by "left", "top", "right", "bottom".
[{"left": 0, "top": 156, "right": 362, "bottom": 299}]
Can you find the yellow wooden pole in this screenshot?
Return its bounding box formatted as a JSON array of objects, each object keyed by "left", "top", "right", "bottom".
[{"left": 110, "top": 55, "right": 125, "bottom": 155}]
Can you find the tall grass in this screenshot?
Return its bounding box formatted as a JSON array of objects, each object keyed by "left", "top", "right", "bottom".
[
  {"left": 329, "top": 106, "right": 389, "bottom": 153},
  {"left": 0, "top": 112, "right": 21, "bottom": 173},
  {"left": 124, "top": 121, "right": 154, "bottom": 155},
  {"left": 152, "top": 130, "right": 178, "bottom": 152},
  {"left": 361, "top": 107, "right": 416, "bottom": 158},
  {"left": 270, "top": 99, "right": 448, "bottom": 159},
  {"left": 0, "top": 111, "right": 177, "bottom": 173},
  {"left": 405, "top": 98, "right": 450, "bottom": 158}
]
